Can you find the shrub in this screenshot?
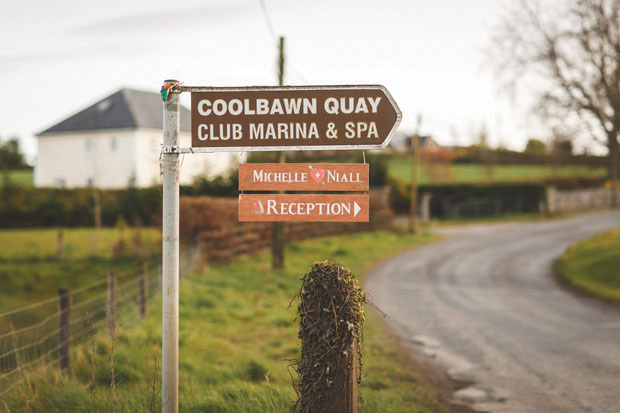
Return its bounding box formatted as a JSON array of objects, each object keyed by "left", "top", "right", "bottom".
[
  {"left": 177, "top": 196, "right": 238, "bottom": 241},
  {"left": 183, "top": 173, "right": 239, "bottom": 197},
  {"left": 390, "top": 180, "right": 547, "bottom": 217},
  {"left": 0, "top": 187, "right": 161, "bottom": 228},
  {"left": 389, "top": 175, "right": 607, "bottom": 218}
]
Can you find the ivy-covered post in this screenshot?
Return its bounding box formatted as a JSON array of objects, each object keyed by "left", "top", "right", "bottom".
[{"left": 296, "top": 261, "right": 365, "bottom": 413}]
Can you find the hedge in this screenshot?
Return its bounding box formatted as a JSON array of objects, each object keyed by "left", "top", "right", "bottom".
[
  {"left": 389, "top": 180, "right": 546, "bottom": 218},
  {"left": 0, "top": 186, "right": 162, "bottom": 228},
  {"left": 389, "top": 176, "right": 607, "bottom": 218},
  {"left": 0, "top": 171, "right": 606, "bottom": 227}
]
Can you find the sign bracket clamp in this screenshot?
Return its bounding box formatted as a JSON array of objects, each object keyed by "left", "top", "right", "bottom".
[{"left": 161, "top": 145, "right": 180, "bottom": 154}]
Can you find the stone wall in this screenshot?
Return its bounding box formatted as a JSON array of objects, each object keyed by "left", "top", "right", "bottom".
[
  {"left": 181, "top": 188, "right": 394, "bottom": 268},
  {"left": 546, "top": 186, "right": 618, "bottom": 213}
]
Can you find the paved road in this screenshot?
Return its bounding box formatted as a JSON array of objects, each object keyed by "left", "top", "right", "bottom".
[{"left": 367, "top": 211, "right": 620, "bottom": 413}]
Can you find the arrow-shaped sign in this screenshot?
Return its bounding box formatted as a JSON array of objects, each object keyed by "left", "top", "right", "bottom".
[
  {"left": 353, "top": 201, "right": 361, "bottom": 217},
  {"left": 190, "top": 85, "right": 401, "bottom": 152}
]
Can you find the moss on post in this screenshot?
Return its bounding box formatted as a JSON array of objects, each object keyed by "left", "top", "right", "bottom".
[{"left": 295, "top": 261, "right": 365, "bottom": 413}]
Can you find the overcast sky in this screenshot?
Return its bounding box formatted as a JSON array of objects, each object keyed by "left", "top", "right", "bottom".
[{"left": 1, "top": 0, "right": 541, "bottom": 161}]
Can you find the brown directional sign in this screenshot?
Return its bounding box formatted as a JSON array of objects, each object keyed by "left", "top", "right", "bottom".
[
  {"left": 239, "top": 194, "right": 369, "bottom": 222},
  {"left": 190, "top": 85, "right": 401, "bottom": 151},
  {"left": 239, "top": 163, "right": 368, "bottom": 191}
]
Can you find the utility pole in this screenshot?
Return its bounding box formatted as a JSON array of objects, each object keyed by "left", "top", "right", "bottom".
[
  {"left": 408, "top": 115, "right": 422, "bottom": 234},
  {"left": 278, "top": 36, "right": 285, "bottom": 87},
  {"left": 161, "top": 79, "right": 180, "bottom": 413},
  {"left": 272, "top": 36, "right": 286, "bottom": 269}
]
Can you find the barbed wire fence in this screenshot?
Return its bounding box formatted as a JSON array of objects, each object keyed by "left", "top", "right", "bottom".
[{"left": 0, "top": 258, "right": 161, "bottom": 398}]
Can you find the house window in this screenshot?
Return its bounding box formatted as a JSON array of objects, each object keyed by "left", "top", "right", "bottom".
[
  {"left": 87, "top": 178, "right": 94, "bottom": 187},
  {"left": 110, "top": 137, "right": 117, "bottom": 152},
  {"left": 54, "top": 178, "right": 66, "bottom": 188},
  {"left": 85, "top": 139, "right": 92, "bottom": 153}
]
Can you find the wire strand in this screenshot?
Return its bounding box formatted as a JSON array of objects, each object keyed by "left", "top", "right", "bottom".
[
  {"left": 0, "top": 259, "right": 162, "bottom": 399},
  {"left": 257, "top": 0, "right": 310, "bottom": 86},
  {"left": 0, "top": 296, "right": 58, "bottom": 319},
  {"left": 0, "top": 269, "right": 161, "bottom": 368},
  {"left": 0, "top": 258, "right": 160, "bottom": 321},
  {"left": 258, "top": 0, "right": 277, "bottom": 40}
]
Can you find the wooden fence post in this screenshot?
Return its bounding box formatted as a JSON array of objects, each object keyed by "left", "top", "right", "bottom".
[
  {"left": 58, "top": 288, "right": 72, "bottom": 372},
  {"left": 297, "top": 261, "right": 363, "bottom": 413},
  {"left": 56, "top": 229, "right": 64, "bottom": 260},
  {"left": 107, "top": 272, "right": 116, "bottom": 334},
  {"left": 421, "top": 192, "right": 432, "bottom": 224},
  {"left": 138, "top": 262, "right": 148, "bottom": 318},
  {"left": 343, "top": 338, "right": 358, "bottom": 412}
]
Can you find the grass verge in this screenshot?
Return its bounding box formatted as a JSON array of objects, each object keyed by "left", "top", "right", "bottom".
[
  {"left": 2, "top": 229, "right": 448, "bottom": 412},
  {"left": 0, "top": 169, "right": 33, "bottom": 187},
  {"left": 0, "top": 227, "right": 160, "bottom": 329},
  {"left": 556, "top": 227, "right": 620, "bottom": 304},
  {"left": 388, "top": 160, "right": 606, "bottom": 184}
]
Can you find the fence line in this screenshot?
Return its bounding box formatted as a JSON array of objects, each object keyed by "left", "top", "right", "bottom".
[
  {"left": 0, "top": 265, "right": 159, "bottom": 351},
  {"left": 0, "top": 316, "right": 112, "bottom": 398},
  {"left": 0, "top": 257, "right": 161, "bottom": 322},
  {"left": 0, "top": 296, "right": 59, "bottom": 320},
  {"left": 0, "top": 261, "right": 161, "bottom": 398}
]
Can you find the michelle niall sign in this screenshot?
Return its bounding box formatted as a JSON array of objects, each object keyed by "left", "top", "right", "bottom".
[{"left": 239, "top": 163, "right": 368, "bottom": 191}]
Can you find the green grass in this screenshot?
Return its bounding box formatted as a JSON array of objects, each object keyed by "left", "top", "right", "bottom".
[
  {"left": 0, "top": 227, "right": 161, "bottom": 329},
  {"left": 388, "top": 160, "right": 606, "bottom": 184},
  {"left": 556, "top": 228, "right": 620, "bottom": 304},
  {"left": 0, "top": 169, "right": 33, "bottom": 187},
  {"left": 3, "top": 229, "right": 448, "bottom": 412}
]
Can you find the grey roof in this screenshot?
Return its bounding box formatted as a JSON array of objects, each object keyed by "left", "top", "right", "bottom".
[
  {"left": 404, "top": 135, "right": 436, "bottom": 149},
  {"left": 39, "top": 88, "right": 190, "bottom": 135}
]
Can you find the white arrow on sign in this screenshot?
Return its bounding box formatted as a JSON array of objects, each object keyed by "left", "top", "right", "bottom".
[{"left": 353, "top": 201, "right": 361, "bottom": 217}]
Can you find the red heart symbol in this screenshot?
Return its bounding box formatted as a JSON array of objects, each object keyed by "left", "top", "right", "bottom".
[{"left": 311, "top": 168, "right": 325, "bottom": 184}]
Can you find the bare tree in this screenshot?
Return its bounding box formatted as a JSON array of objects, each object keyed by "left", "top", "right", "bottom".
[{"left": 491, "top": 0, "right": 620, "bottom": 205}]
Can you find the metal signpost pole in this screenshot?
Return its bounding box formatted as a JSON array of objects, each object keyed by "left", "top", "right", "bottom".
[{"left": 161, "top": 80, "right": 180, "bottom": 413}]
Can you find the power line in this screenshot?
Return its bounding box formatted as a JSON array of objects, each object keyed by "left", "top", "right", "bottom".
[
  {"left": 257, "top": 0, "right": 310, "bottom": 85},
  {"left": 258, "top": 0, "right": 277, "bottom": 41}
]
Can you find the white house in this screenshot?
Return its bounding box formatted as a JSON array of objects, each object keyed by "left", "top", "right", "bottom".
[
  {"left": 35, "top": 88, "right": 240, "bottom": 188},
  {"left": 387, "top": 131, "right": 442, "bottom": 153}
]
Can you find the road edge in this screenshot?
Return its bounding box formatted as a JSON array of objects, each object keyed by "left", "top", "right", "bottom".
[
  {"left": 552, "top": 258, "right": 620, "bottom": 308},
  {"left": 361, "top": 235, "right": 478, "bottom": 413}
]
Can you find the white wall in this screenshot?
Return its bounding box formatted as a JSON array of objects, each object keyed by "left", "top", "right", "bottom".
[
  {"left": 36, "top": 128, "right": 242, "bottom": 188},
  {"left": 135, "top": 128, "right": 242, "bottom": 187},
  {"left": 35, "top": 129, "right": 136, "bottom": 188}
]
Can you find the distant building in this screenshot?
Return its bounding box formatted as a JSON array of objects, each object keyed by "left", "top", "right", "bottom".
[
  {"left": 35, "top": 88, "right": 239, "bottom": 188},
  {"left": 388, "top": 132, "right": 442, "bottom": 153}
]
